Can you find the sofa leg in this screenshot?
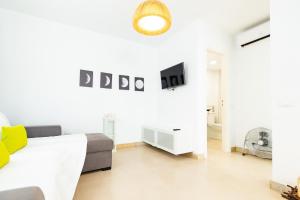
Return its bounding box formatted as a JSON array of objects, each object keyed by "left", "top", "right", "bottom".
[{"left": 101, "top": 167, "right": 111, "bottom": 171}]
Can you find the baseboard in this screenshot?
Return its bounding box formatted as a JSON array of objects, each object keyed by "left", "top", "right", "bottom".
[
  {"left": 116, "top": 143, "right": 204, "bottom": 160},
  {"left": 269, "top": 180, "right": 287, "bottom": 193},
  {"left": 231, "top": 146, "right": 248, "bottom": 154},
  {"left": 183, "top": 152, "right": 205, "bottom": 160},
  {"left": 232, "top": 147, "right": 285, "bottom": 193},
  {"left": 116, "top": 142, "right": 145, "bottom": 150}
]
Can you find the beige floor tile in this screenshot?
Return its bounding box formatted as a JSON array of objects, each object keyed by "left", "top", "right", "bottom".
[{"left": 74, "top": 139, "right": 281, "bottom": 200}]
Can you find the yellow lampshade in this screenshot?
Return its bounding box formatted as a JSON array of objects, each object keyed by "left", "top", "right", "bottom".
[{"left": 133, "top": 0, "right": 172, "bottom": 36}]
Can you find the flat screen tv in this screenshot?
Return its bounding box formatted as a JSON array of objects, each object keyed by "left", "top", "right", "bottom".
[{"left": 160, "top": 62, "right": 185, "bottom": 89}]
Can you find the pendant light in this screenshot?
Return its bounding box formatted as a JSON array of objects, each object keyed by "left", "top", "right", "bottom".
[{"left": 133, "top": 0, "right": 172, "bottom": 36}]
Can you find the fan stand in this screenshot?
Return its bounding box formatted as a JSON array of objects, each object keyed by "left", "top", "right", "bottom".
[{"left": 241, "top": 147, "right": 272, "bottom": 159}]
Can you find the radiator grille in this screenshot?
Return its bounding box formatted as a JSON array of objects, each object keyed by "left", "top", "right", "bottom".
[
  {"left": 143, "top": 128, "right": 155, "bottom": 144},
  {"left": 157, "top": 131, "right": 174, "bottom": 150}
]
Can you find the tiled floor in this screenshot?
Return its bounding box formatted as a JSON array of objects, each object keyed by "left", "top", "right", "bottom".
[{"left": 74, "top": 140, "right": 281, "bottom": 200}]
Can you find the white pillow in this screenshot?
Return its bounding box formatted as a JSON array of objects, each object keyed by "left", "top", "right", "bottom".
[{"left": 0, "top": 112, "right": 10, "bottom": 139}]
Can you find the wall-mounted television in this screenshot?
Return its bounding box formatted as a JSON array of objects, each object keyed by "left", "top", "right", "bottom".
[{"left": 160, "top": 62, "right": 185, "bottom": 89}]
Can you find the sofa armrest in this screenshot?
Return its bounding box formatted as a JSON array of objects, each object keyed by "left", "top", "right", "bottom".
[
  {"left": 25, "top": 125, "right": 62, "bottom": 138},
  {"left": 0, "top": 187, "right": 45, "bottom": 200}
]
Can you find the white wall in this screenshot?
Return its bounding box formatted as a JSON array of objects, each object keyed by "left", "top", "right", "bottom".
[
  {"left": 231, "top": 38, "right": 271, "bottom": 147},
  {"left": 0, "top": 8, "right": 158, "bottom": 144},
  {"left": 0, "top": 8, "right": 234, "bottom": 155},
  {"left": 271, "top": 0, "right": 300, "bottom": 185},
  {"left": 156, "top": 21, "right": 233, "bottom": 155}
]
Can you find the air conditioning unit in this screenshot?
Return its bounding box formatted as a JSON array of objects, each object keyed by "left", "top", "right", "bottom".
[{"left": 237, "top": 21, "right": 270, "bottom": 48}]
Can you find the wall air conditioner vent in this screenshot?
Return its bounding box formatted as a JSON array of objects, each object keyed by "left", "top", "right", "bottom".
[{"left": 237, "top": 21, "right": 270, "bottom": 48}]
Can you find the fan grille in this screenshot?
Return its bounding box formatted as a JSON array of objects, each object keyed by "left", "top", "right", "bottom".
[{"left": 243, "top": 127, "right": 272, "bottom": 159}]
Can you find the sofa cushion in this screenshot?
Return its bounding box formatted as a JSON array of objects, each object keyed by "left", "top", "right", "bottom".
[
  {"left": 25, "top": 126, "right": 62, "bottom": 138},
  {"left": 2, "top": 125, "right": 28, "bottom": 154},
  {"left": 0, "top": 141, "right": 10, "bottom": 168},
  {"left": 86, "top": 133, "right": 113, "bottom": 153},
  {"left": 0, "top": 112, "right": 10, "bottom": 140}
]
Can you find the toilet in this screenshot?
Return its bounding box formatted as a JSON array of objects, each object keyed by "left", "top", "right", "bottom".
[
  {"left": 207, "top": 111, "right": 222, "bottom": 131},
  {"left": 207, "top": 112, "right": 216, "bottom": 126},
  {"left": 207, "top": 111, "right": 222, "bottom": 140}
]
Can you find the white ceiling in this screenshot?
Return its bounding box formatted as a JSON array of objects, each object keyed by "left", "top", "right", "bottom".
[{"left": 0, "top": 0, "right": 269, "bottom": 45}]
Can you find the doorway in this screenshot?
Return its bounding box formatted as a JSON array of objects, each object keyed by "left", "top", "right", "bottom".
[{"left": 206, "top": 50, "right": 225, "bottom": 151}]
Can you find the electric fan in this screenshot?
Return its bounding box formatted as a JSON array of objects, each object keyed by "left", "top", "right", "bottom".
[{"left": 242, "top": 127, "right": 272, "bottom": 159}]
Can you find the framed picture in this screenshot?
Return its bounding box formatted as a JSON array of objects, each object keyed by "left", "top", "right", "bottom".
[
  {"left": 100, "top": 72, "right": 112, "bottom": 89},
  {"left": 79, "top": 70, "right": 93, "bottom": 87},
  {"left": 135, "top": 77, "right": 144, "bottom": 91},
  {"left": 119, "top": 75, "right": 130, "bottom": 90}
]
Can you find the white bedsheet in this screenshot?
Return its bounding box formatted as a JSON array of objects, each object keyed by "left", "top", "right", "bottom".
[{"left": 0, "top": 134, "right": 87, "bottom": 200}]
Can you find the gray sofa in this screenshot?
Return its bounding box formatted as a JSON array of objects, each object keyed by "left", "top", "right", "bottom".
[
  {"left": 0, "top": 187, "right": 45, "bottom": 200},
  {"left": 0, "top": 125, "right": 113, "bottom": 200},
  {"left": 25, "top": 125, "right": 62, "bottom": 138},
  {"left": 82, "top": 133, "right": 113, "bottom": 173},
  {"left": 25, "top": 125, "right": 114, "bottom": 172}
]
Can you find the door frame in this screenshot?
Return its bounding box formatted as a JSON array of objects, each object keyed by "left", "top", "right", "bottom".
[{"left": 206, "top": 49, "right": 231, "bottom": 152}]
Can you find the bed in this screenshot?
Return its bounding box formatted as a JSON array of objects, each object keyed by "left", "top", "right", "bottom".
[{"left": 0, "top": 133, "right": 87, "bottom": 200}]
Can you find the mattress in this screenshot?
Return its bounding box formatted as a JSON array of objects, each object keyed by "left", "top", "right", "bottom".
[{"left": 0, "top": 134, "right": 87, "bottom": 200}]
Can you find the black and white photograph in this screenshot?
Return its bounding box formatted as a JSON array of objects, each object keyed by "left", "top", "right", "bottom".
[
  {"left": 134, "top": 77, "right": 144, "bottom": 91},
  {"left": 119, "top": 75, "right": 130, "bottom": 90},
  {"left": 79, "top": 69, "right": 93, "bottom": 88},
  {"left": 100, "top": 72, "right": 112, "bottom": 89}
]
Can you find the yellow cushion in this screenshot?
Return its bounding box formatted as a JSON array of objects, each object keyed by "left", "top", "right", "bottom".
[
  {"left": 1, "top": 125, "right": 28, "bottom": 154},
  {"left": 0, "top": 141, "right": 9, "bottom": 168}
]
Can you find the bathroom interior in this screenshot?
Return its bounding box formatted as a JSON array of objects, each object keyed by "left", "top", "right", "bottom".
[{"left": 207, "top": 50, "right": 223, "bottom": 141}]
